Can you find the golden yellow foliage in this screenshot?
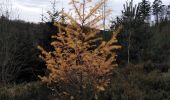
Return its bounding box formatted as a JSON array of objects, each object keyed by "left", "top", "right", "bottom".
[{"left": 38, "top": 0, "right": 121, "bottom": 99}]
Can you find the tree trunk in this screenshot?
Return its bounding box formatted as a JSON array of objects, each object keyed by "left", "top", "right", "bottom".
[
  {"left": 156, "top": 14, "right": 159, "bottom": 24},
  {"left": 127, "top": 30, "right": 132, "bottom": 64}
]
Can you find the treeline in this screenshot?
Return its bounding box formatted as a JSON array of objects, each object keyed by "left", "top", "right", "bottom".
[
  {"left": 0, "top": 0, "right": 63, "bottom": 84},
  {"left": 0, "top": 16, "right": 52, "bottom": 84},
  {"left": 111, "top": 0, "right": 170, "bottom": 70}
]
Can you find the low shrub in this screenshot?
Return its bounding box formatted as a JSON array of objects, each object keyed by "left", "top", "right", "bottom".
[{"left": 0, "top": 82, "right": 51, "bottom": 100}]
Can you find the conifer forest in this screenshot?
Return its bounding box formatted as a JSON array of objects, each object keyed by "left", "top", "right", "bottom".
[{"left": 0, "top": 0, "right": 170, "bottom": 100}]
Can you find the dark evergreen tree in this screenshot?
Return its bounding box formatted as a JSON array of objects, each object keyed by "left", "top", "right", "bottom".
[
  {"left": 152, "top": 0, "right": 163, "bottom": 24},
  {"left": 159, "top": 5, "right": 169, "bottom": 22},
  {"left": 111, "top": 0, "right": 153, "bottom": 65},
  {"left": 120, "top": 0, "right": 142, "bottom": 64},
  {"left": 138, "top": 0, "right": 151, "bottom": 22},
  {"left": 167, "top": 5, "right": 170, "bottom": 21}
]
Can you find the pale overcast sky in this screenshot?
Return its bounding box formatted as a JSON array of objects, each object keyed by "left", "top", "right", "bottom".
[{"left": 0, "top": 0, "right": 169, "bottom": 23}]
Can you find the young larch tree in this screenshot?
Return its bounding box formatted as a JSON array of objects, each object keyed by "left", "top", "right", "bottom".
[{"left": 38, "top": 0, "right": 121, "bottom": 99}]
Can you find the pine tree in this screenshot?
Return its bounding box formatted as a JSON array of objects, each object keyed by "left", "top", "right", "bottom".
[
  {"left": 111, "top": 0, "right": 150, "bottom": 65},
  {"left": 121, "top": 0, "right": 141, "bottom": 64},
  {"left": 160, "top": 5, "right": 168, "bottom": 22},
  {"left": 38, "top": 0, "right": 121, "bottom": 99},
  {"left": 167, "top": 5, "right": 170, "bottom": 21},
  {"left": 152, "top": 0, "right": 162, "bottom": 24},
  {"left": 138, "top": 0, "right": 151, "bottom": 22}
]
